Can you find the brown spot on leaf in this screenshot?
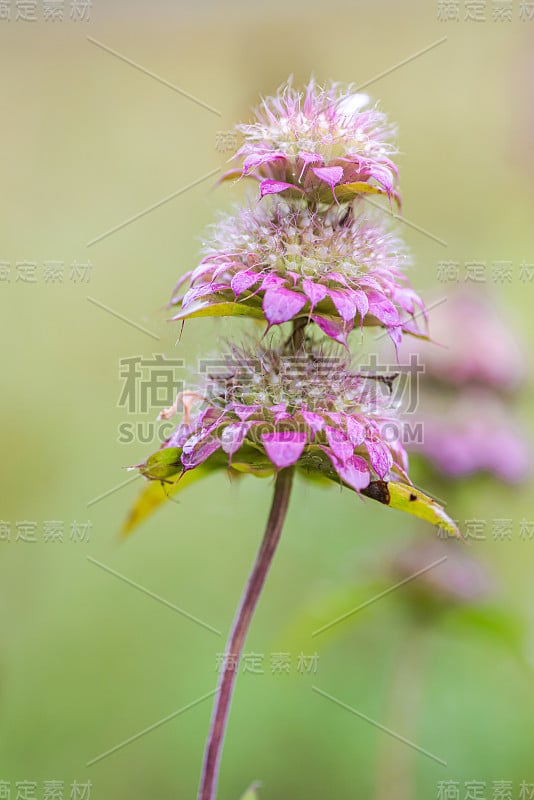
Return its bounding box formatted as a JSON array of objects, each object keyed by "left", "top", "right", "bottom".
[
  {"left": 409, "top": 493, "right": 417, "bottom": 502},
  {"left": 361, "top": 480, "right": 391, "bottom": 505}
]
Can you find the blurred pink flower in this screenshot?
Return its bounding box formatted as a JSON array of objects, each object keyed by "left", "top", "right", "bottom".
[
  {"left": 412, "top": 390, "right": 529, "bottom": 483},
  {"left": 400, "top": 289, "right": 525, "bottom": 392}
]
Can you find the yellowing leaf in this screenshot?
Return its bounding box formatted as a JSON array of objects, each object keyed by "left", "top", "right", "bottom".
[
  {"left": 239, "top": 783, "right": 261, "bottom": 800},
  {"left": 361, "top": 481, "right": 461, "bottom": 538},
  {"left": 334, "top": 181, "right": 388, "bottom": 202},
  {"left": 122, "top": 460, "right": 229, "bottom": 537}
]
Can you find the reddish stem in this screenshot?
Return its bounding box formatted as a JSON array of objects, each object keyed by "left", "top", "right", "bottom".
[{"left": 197, "top": 468, "right": 294, "bottom": 800}]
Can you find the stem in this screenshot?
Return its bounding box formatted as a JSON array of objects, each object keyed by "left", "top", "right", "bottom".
[
  {"left": 373, "top": 625, "right": 429, "bottom": 800},
  {"left": 197, "top": 468, "right": 295, "bottom": 800},
  {"left": 287, "top": 317, "right": 307, "bottom": 351}
]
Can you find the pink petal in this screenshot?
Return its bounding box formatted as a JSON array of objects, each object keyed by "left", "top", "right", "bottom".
[
  {"left": 302, "top": 278, "right": 328, "bottom": 308},
  {"left": 328, "top": 289, "right": 357, "bottom": 322},
  {"left": 269, "top": 403, "right": 291, "bottom": 423},
  {"left": 387, "top": 325, "right": 403, "bottom": 355},
  {"left": 351, "top": 290, "right": 369, "bottom": 321},
  {"left": 229, "top": 403, "right": 261, "bottom": 422},
  {"left": 263, "top": 287, "right": 307, "bottom": 325},
  {"left": 298, "top": 151, "right": 323, "bottom": 166},
  {"left": 221, "top": 422, "right": 251, "bottom": 456},
  {"left": 181, "top": 432, "right": 221, "bottom": 469},
  {"left": 260, "top": 180, "right": 303, "bottom": 198},
  {"left": 345, "top": 415, "right": 366, "bottom": 446},
  {"left": 322, "top": 449, "right": 371, "bottom": 492},
  {"left": 325, "top": 426, "right": 354, "bottom": 462},
  {"left": 365, "top": 438, "right": 393, "bottom": 480},
  {"left": 312, "top": 166, "right": 344, "bottom": 190},
  {"left": 328, "top": 271, "right": 349, "bottom": 287},
  {"left": 181, "top": 283, "right": 227, "bottom": 307},
  {"left": 301, "top": 410, "right": 325, "bottom": 435},
  {"left": 189, "top": 261, "right": 218, "bottom": 284},
  {"left": 401, "top": 319, "right": 425, "bottom": 337},
  {"left": 261, "top": 273, "right": 286, "bottom": 290},
  {"left": 262, "top": 431, "right": 307, "bottom": 468},
  {"left": 311, "top": 314, "right": 349, "bottom": 345},
  {"left": 367, "top": 290, "right": 400, "bottom": 327},
  {"left": 231, "top": 270, "right": 260, "bottom": 296},
  {"left": 242, "top": 152, "right": 286, "bottom": 174},
  {"left": 298, "top": 151, "right": 323, "bottom": 180}
]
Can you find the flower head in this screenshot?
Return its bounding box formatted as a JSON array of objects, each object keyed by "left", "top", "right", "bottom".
[
  {"left": 171, "top": 199, "right": 426, "bottom": 348},
  {"left": 398, "top": 288, "right": 529, "bottom": 483},
  {"left": 412, "top": 390, "right": 530, "bottom": 483},
  {"left": 399, "top": 289, "right": 525, "bottom": 392},
  {"left": 230, "top": 78, "right": 400, "bottom": 205},
  {"left": 139, "top": 341, "right": 409, "bottom": 493}
]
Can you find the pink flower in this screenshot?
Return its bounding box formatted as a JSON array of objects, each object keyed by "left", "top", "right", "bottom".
[
  {"left": 398, "top": 289, "right": 525, "bottom": 392},
  {"left": 397, "top": 288, "right": 529, "bottom": 483},
  {"left": 171, "top": 200, "right": 426, "bottom": 349},
  {"left": 412, "top": 390, "right": 529, "bottom": 484},
  {"left": 228, "top": 78, "right": 400, "bottom": 205},
  {"left": 141, "top": 342, "right": 410, "bottom": 493}
]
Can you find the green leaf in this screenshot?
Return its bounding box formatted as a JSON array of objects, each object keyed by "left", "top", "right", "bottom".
[
  {"left": 171, "top": 301, "right": 265, "bottom": 322},
  {"left": 122, "top": 441, "right": 273, "bottom": 537},
  {"left": 231, "top": 462, "right": 274, "bottom": 477},
  {"left": 443, "top": 605, "right": 527, "bottom": 660},
  {"left": 361, "top": 481, "right": 461, "bottom": 538}
]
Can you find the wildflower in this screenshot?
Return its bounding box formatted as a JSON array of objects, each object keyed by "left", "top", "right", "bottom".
[
  {"left": 398, "top": 289, "right": 529, "bottom": 482},
  {"left": 399, "top": 289, "right": 524, "bottom": 392},
  {"left": 171, "top": 200, "right": 426, "bottom": 348},
  {"left": 123, "top": 77, "right": 459, "bottom": 800},
  {"left": 229, "top": 78, "right": 400, "bottom": 206},
  {"left": 138, "top": 341, "right": 409, "bottom": 493},
  {"left": 412, "top": 390, "right": 529, "bottom": 483}
]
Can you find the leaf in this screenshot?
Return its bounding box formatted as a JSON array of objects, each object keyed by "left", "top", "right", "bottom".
[
  {"left": 442, "top": 605, "right": 527, "bottom": 661},
  {"left": 334, "top": 181, "right": 389, "bottom": 202},
  {"left": 217, "top": 170, "right": 260, "bottom": 186},
  {"left": 122, "top": 441, "right": 273, "bottom": 536},
  {"left": 171, "top": 301, "right": 265, "bottom": 322},
  {"left": 239, "top": 783, "right": 261, "bottom": 800},
  {"left": 121, "top": 465, "right": 219, "bottom": 537},
  {"left": 230, "top": 462, "right": 274, "bottom": 477},
  {"left": 361, "top": 481, "right": 461, "bottom": 538}
]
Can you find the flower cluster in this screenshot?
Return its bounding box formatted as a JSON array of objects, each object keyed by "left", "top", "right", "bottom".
[
  {"left": 144, "top": 343, "right": 408, "bottom": 493},
  {"left": 230, "top": 78, "right": 399, "bottom": 205},
  {"left": 124, "top": 79, "right": 461, "bottom": 800},
  {"left": 399, "top": 289, "right": 529, "bottom": 483},
  {"left": 126, "top": 77, "right": 457, "bottom": 539},
  {"left": 171, "top": 201, "right": 425, "bottom": 348},
  {"left": 170, "top": 82, "right": 427, "bottom": 349}
]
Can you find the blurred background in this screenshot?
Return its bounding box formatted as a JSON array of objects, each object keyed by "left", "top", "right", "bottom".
[{"left": 1, "top": 0, "right": 533, "bottom": 797}]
